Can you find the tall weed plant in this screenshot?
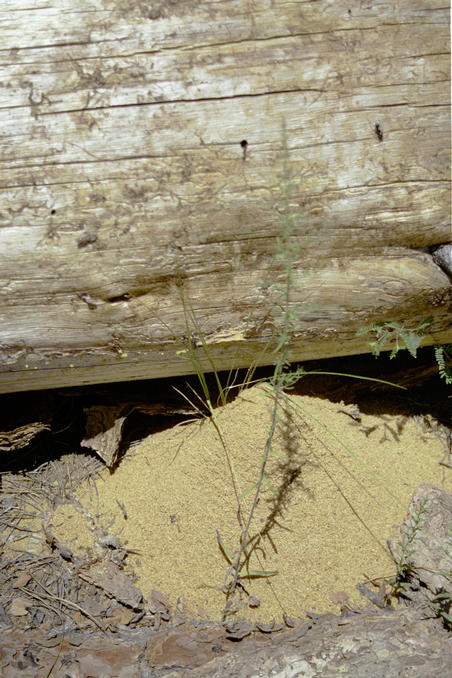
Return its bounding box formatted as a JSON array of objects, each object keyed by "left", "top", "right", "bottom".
[
  {"left": 176, "top": 122, "right": 407, "bottom": 616},
  {"left": 220, "top": 122, "right": 310, "bottom": 601}
]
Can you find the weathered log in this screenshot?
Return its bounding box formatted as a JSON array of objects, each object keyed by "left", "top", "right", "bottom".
[
  {"left": 0, "top": 0, "right": 450, "bottom": 393},
  {"left": 3, "top": 608, "right": 451, "bottom": 678}
]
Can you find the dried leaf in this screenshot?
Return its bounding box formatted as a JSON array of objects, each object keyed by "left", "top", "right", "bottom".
[
  {"left": 105, "top": 604, "right": 138, "bottom": 630},
  {"left": 12, "top": 572, "right": 31, "bottom": 589},
  {"left": 82, "top": 405, "right": 132, "bottom": 468},
  {"left": 223, "top": 618, "right": 254, "bottom": 640},
  {"left": 283, "top": 612, "right": 296, "bottom": 628},
  {"left": 79, "top": 560, "right": 142, "bottom": 609},
  {"left": 82, "top": 402, "right": 195, "bottom": 468},
  {"left": 9, "top": 596, "right": 32, "bottom": 616},
  {"left": 149, "top": 589, "right": 170, "bottom": 616}
]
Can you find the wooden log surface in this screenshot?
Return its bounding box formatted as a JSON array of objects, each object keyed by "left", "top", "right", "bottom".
[{"left": 0, "top": 0, "right": 450, "bottom": 393}]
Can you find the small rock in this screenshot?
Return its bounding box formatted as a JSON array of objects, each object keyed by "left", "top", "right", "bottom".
[{"left": 432, "top": 243, "right": 452, "bottom": 277}]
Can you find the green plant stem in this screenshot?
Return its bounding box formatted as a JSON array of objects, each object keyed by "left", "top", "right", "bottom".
[
  {"left": 210, "top": 410, "right": 244, "bottom": 525},
  {"left": 226, "top": 132, "right": 293, "bottom": 592},
  {"left": 228, "top": 382, "right": 283, "bottom": 593},
  {"left": 302, "top": 371, "right": 407, "bottom": 390}
]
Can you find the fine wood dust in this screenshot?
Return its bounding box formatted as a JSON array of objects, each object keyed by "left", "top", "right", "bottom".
[{"left": 77, "top": 384, "right": 451, "bottom": 622}]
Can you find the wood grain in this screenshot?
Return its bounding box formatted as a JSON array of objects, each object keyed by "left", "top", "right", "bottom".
[{"left": 0, "top": 0, "right": 450, "bottom": 392}]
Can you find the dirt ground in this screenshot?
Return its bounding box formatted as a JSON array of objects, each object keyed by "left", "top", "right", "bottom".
[
  {"left": 72, "top": 381, "right": 451, "bottom": 623},
  {"left": 2, "top": 351, "right": 450, "bottom": 633}
]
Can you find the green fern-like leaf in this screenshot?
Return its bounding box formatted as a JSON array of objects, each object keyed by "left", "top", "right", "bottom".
[
  {"left": 435, "top": 345, "right": 452, "bottom": 384},
  {"left": 357, "top": 318, "right": 434, "bottom": 359}
]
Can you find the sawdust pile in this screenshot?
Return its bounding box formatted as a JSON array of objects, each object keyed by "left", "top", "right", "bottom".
[{"left": 60, "top": 384, "right": 451, "bottom": 623}]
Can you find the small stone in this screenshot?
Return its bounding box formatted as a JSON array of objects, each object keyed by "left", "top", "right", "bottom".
[{"left": 432, "top": 243, "right": 452, "bottom": 277}]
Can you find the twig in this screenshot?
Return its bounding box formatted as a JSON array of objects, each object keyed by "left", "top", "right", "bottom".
[
  {"left": 44, "top": 634, "right": 65, "bottom": 678},
  {"left": 18, "top": 587, "right": 65, "bottom": 622},
  {"left": 21, "top": 583, "right": 105, "bottom": 632}
]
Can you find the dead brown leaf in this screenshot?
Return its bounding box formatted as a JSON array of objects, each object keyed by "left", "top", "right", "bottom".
[
  {"left": 82, "top": 405, "right": 132, "bottom": 467},
  {"left": 9, "top": 596, "right": 32, "bottom": 616},
  {"left": 82, "top": 402, "right": 194, "bottom": 467},
  {"left": 79, "top": 559, "right": 142, "bottom": 609},
  {"left": 12, "top": 572, "right": 32, "bottom": 589}
]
